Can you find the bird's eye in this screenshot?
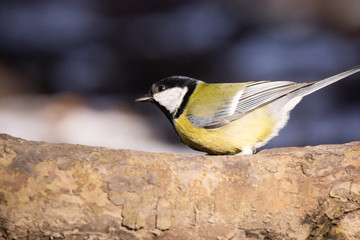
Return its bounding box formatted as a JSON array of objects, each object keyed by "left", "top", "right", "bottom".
[{"left": 157, "top": 85, "right": 166, "bottom": 92}]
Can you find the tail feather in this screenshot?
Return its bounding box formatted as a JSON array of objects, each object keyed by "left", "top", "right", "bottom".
[{"left": 295, "top": 65, "right": 360, "bottom": 98}]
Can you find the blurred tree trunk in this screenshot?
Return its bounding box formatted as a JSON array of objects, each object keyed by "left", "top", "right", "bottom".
[{"left": 0, "top": 134, "right": 360, "bottom": 240}]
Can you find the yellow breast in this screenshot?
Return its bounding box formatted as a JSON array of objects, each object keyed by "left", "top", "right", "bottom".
[{"left": 174, "top": 105, "right": 276, "bottom": 155}]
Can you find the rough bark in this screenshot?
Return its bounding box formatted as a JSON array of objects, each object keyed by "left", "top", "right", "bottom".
[{"left": 0, "top": 134, "right": 360, "bottom": 240}]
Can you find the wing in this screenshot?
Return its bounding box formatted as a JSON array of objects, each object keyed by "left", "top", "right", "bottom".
[
  {"left": 188, "top": 81, "right": 314, "bottom": 129},
  {"left": 235, "top": 81, "right": 313, "bottom": 114},
  {"left": 186, "top": 83, "right": 246, "bottom": 129}
]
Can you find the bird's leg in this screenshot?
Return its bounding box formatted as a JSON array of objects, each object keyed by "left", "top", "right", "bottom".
[{"left": 238, "top": 146, "right": 256, "bottom": 155}]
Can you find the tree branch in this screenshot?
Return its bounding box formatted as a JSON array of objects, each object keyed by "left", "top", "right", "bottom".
[{"left": 0, "top": 134, "right": 360, "bottom": 239}]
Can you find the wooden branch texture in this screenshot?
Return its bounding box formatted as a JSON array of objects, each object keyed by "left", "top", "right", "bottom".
[{"left": 0, "top": 134, "right": 360, "bottom": 240}]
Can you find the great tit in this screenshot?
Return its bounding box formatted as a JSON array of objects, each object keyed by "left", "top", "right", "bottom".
[{"left": 136, "top": 66, "right": 360, "bottom": 155}]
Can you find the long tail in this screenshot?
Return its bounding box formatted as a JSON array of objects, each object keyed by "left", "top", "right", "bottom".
[{"left": 295, "top": 65, "right": 360, "bottom": 98}]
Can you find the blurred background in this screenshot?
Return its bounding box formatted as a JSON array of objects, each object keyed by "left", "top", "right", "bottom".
[{"left": 0, "top": 0, "right": 359, "bottom": 154}]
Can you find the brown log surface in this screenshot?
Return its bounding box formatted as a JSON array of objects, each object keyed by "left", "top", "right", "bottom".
[{"left": 0, "top": 134, "right": 360, "bottom": 240}]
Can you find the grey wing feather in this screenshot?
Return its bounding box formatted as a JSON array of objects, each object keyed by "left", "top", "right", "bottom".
[
  {"left": 188, "top": 110, "right": 233, "bottom": 129},
  {"left": 187, "top": 114, "right": 230, "bottom": 129},
  {"left": 236, "top": 81, "right": 314, "bottom": 114}
]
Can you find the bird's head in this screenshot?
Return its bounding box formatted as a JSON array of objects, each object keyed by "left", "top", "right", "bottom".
[{"left": 136, "top": 76, "right": 200, "bottom": 120}]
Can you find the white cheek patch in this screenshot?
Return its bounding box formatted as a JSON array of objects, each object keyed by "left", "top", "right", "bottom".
[{"left": 153, "top": 87, "right": 188, "bottom": 114}]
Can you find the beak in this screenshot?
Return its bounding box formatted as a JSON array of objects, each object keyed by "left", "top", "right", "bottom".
[{"left": 135, "top": 95, "right": 153, "bottom": 102}]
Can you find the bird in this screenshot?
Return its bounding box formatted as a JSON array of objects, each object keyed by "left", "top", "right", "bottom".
[{"left": 136, "top": 66, "right": 360, "bottom": 155}]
